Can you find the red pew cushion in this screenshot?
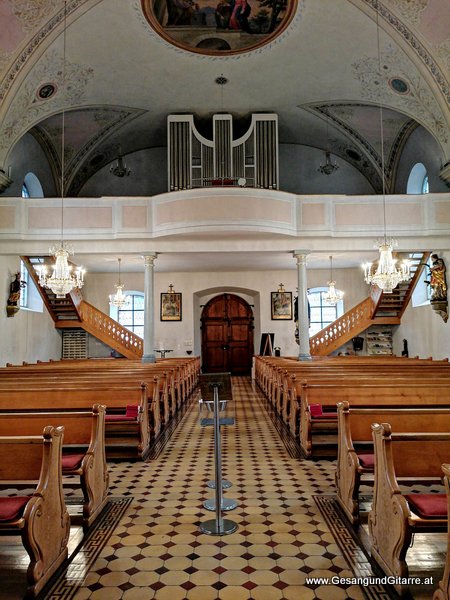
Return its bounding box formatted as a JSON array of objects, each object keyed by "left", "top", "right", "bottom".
[
  {"left": 0, "top": 496, "right": 30, "bottom": 522},
  {"left": 309, "top": 404, "right": 323, "bottom": 416},
  {"left": 105, "top": 405, "right": 139, "bottom": 421},
  {"left": 405, "top": 494, "right": 447, "bottom": 518},
  {"left": 357, "top": 453, "right": 374, "bottom": 469},
  {"left": 309, "top": 404, "right": 337, "bottom": 419},
  {"left": 62, "top": 453, "right": 85, "bottom": 471}
]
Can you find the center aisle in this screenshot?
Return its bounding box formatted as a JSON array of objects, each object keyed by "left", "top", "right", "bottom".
[{"left": 77, "top": 377, "right": 364, "bottom": 600}]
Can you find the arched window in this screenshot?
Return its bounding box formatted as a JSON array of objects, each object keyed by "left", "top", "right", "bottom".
[
  {"left": 110, "top": 291, "right": 144, "bottom": 338},
  {"left": 407, "top": 163, "right": 429, "bottom": 194},
  {"left": 21, "top": 183, "right": 30, "bottom": 198},
  {"left": 307, "top": 287, "right": 344, "bottom": 337},
  {"left": 22, "top": 172, "right": 44, "bottom": 198}
]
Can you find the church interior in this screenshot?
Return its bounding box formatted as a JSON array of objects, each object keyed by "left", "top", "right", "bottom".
[{"left": 0, "top": 0, "right": 449, "bottom": 598}]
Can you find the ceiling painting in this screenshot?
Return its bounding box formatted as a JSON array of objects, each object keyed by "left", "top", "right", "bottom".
[{"left": 140, "top": 0, "right": 298, "bottom": 54}]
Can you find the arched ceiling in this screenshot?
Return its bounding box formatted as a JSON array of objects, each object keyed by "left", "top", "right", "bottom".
[{"left": 0, "top": 0, "right": 448, "bottom": 194}]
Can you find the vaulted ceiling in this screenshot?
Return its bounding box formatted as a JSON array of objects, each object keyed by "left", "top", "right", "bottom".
[{"left": 0, "top": 0, "right": 449, "bottom": 196}]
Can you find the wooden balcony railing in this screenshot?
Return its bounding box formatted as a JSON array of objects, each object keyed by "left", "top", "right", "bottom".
[
  {"left": 78, "top": 301, "right": 143, "bottom": 359},
  {"left": 310, "top": 297, "right": 375, "bottom": 356}
]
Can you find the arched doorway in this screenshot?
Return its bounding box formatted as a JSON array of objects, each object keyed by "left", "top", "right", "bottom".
[{"left": 201, "top": 293, "right": 254, "bottom": 374}]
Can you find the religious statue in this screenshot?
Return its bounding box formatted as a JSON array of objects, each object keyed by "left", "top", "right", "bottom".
[
  {"left": 424, "top": 254, "right": 448, "bottom": 322},
  {"left": 6, "top": 272, "right": 26, "bottom": 317}
]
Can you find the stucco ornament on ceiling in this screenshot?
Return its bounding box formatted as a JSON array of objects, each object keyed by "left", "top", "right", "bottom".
[
  {"left": 140, "top": 0, "right": 298, "bottom": 56},
  {"left": 0, "top": 49, "right": 94, "bottom": 158},
  {"left": 9, "top": 0, "right": 61, "bottom": 32},
  {"left": 387, "top": 0, "right": 428, "bottom": 27},
  {"left": 352, "top": 44, "right": 448, "bottom": 148}
]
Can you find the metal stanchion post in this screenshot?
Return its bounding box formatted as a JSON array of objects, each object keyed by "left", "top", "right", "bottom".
[{"left": 199, "top": 383, "right": 237, "bottom": 536}]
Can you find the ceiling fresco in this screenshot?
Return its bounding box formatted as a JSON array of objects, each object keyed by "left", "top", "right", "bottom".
[{"left": 141, "top": 0, "right": 298, "bottom": 55}]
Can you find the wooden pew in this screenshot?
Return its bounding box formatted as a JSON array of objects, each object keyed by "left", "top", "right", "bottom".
[
  {"left": 0, "top": 426, "right": 70, "bottom": 598},
  {"left": 296, "top": 380, "right": 450, "bottom": 457},
  {"left": 335, "top": 402, "right": 450, "bottom": 525},
  {"left": 0, "top": 405, "right": 108, "bottom": 528},
  {"left": 0, "top": 383, "right": 150, "bottom": 460},
  {"left": 434, "top": 463, "right": 450, "bottom": 600},
  {"left": 0, "top": 357, "right": 201, "bottom": 433},
  {"left": 368, "top": 423, "right": 450, "bottom": 596}
]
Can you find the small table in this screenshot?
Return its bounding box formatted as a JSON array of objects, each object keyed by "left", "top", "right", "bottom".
[{"left": 155, "top": 349, "right": 173, "bottom": 358}]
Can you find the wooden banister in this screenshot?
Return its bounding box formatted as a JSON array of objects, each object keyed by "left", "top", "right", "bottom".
[
  {"left": 310, "top": 297, "right": 376, "bottom": 356},
  {"left": 77, "top": 301, "right": 143, "bottom": 359}
]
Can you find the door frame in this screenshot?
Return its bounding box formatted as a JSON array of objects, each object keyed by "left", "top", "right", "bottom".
[{"left": 193, "top": 286, "right": 261, "bottom": 371}]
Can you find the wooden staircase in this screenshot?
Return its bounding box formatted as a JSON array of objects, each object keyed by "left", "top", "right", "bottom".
[
  {"left": 310, "top": 251, "right": 430, "bottom": 356},
  {"left": 22, "top": 256, "right": 143, "bottom": 359}
]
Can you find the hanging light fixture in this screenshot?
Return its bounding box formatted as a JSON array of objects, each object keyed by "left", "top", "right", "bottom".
[
  {"left": 362, "top": 4, "right": 411, "bottom": 294},
  {"left": 109, "top": 258, "right": 129, "bottom": 308},
  {"left": 324, "top": 255, "right": 344, "bottom": 305},
  {"left": 37, "top": 2, "right": 85, "bottom": 299},
  {"left": 110, "top": 146, "right": 131, "bottom": 178},
  {"left": 318, "top": 115, "right": 339, "bottom": 175}
]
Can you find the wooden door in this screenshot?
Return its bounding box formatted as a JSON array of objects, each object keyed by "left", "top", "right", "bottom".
[{"left": 201, "top": 294, "right": 254, "bottom": 374}]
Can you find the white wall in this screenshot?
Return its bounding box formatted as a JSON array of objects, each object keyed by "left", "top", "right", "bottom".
[
  {"left": 1, "top": 254, "right": 448, "bottom": 362},
  {"left": 393, "top": 250, "right": 450, "bottom": 360},
  {"left": 0, "top": 256, "right": 62, "bottom": 366},
  {"left": 394, "top": 126, "right": 447, "bottom": 194},
  {"left": 1, "top": 133, "right": 57, "bottom": 198},
  {"left": 83, "top": 266, "right": 369, "bottom": 359},
  {"left": 279, "top": 144, "right": 375, "bottom": 195}
]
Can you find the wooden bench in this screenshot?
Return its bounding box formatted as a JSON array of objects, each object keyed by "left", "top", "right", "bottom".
[
  {"left": 335, "top": 402, "right": 450, "bottom": 525},
  {"left": 368, "top": 423, "right": 450, "bottom": 596},
  {"left": 0, "top": 383, "right": 150, "bottom": 460},
  {"left": 434, "top": 463, "right": 450, "bottom": 600},
  {"left": 296, "top": 380, "right": 450, "bottom": 457},
  {"left": 0, "top": 426, "right": 70, "bottom": 598},
  {"left": 0, "top": 357, "right": 201, "bottom": 435},
  {"left": 0, "top": 405, "right": 108, "bottom": 528}
]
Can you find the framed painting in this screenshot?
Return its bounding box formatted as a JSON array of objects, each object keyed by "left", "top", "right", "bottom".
[
  {"left": 160, "top": 292, "right": 182, "bottom": 321},
  {"left": 141, "top": 0, "right": 298, "bottom": 56},
  {"left": 271, "top": 291, "right": 292, "bottom": 320}
]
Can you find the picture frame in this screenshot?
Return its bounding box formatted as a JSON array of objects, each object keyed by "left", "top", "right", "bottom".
[
  {"left": 160, "top": 292, "right": 182, "bottom": 321},
  {"left": 271, "top": 291, "right": 292, "bottom": 320}
]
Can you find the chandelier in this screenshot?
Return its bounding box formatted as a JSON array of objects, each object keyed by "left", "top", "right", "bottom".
[
  {"left": 110, "top": 146, "right": 131, "bottom": 177},
  {"left": 109, "top": 258, "right": 129, "bottom": 308},
  {"left": 37, "top": 2, "right": 85, "bottom": 299},
  {"left": 318, "top": 150, "right": 339, "bottom": 176},
  {"left": 361, "top": 5, "right": 411, "bottom": 294},
  {"left": 318, "top": 115, "right": 339, "bottom": 175},
  {"left": 363, "top": 238, "right": 410, "bottom": 294},
  {"left": 324, "top": 256, "right": 344, "bottom": 305}
]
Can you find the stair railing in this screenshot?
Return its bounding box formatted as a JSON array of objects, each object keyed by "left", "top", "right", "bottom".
[
  {"left": 78, "top": 300, "right": 143, "bottom": 359},
  {"left": 310, "top": 296, "right": 375, "bottom": 356}
]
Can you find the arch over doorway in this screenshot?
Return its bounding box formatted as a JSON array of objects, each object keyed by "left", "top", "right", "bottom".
[{"left": 201, "top": 293, "right": 254, "bottom": 375}]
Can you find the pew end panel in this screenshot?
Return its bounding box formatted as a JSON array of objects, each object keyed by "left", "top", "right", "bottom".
[
  {"left": 335, "top": 401, "right": 362, "bottom": 525},
  {"left": 433, "top": 463, "right": 450, "bottom": 600},
  {"left": 0, "top": 426, "right": 70, "bottom": 598},
  {"left": 369, "top": 423, "right": 450, "bottom": 596}
]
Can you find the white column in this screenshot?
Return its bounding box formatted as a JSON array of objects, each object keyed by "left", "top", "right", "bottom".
[
  {"left": 294, "top": 250, "right": 311, "bottom": 361},
  {"left": 142, "top": 253, "right": 157, "bottom": 363}
]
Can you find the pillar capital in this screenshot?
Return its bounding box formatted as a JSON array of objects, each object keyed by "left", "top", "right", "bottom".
[
  {"left": 293, "top": 250, "right": 310, "bottom": 261},
  {"left": 143, "top": 253, "right": 157, "bottom": 266}
]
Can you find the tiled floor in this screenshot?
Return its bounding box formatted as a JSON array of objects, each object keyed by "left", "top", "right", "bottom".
[
  {"left": 0, "top": 377, "right": 445, "bottom": 599},
  {"left": 74, "top": 377, "right": 365, "bottom": 600}
]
